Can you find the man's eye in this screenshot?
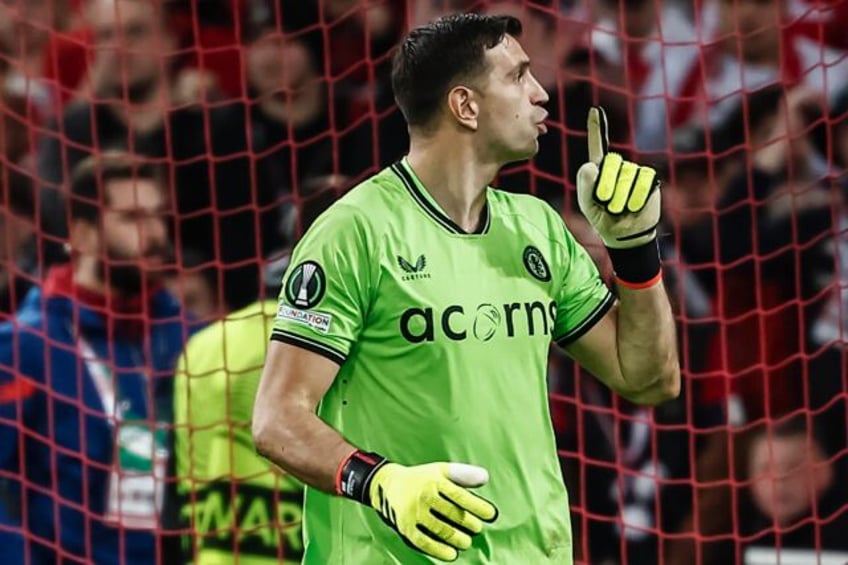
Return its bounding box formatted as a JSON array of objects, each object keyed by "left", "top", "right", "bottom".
[
  {"left": 124, "top": 23, "right": 151, "bottom": 42},
  {"left": 96, "top": 30, "right": 114, "bottom": 43},
  {"left": 515, "top": 66, "right": 530, "bottom": 82}
]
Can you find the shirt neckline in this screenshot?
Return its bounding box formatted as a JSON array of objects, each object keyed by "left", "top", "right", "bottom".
[{"left": 391, "top": 157, "right": 492, "bottom": 236}]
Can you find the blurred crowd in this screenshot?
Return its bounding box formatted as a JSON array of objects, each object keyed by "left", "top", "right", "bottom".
[{"left": 0, "top": 0, "right": 847, "bottom": 564}]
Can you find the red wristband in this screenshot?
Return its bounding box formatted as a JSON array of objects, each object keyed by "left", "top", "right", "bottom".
[
  {"left": 334, "top": 449, "right": 359, "bottom": 495},
  {"left": 616, "top": 271, "right": 663, "bottom": 290},
  {"left": 335, "top": 449, "right": 388, "bottom": 503}
]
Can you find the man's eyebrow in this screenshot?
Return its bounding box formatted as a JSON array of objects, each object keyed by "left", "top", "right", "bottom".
[
  {"left": 111, "top": 201, "right": 171, "bottom": 214},
  {"left": 509, "top": 60, "right": 531, "bottom": 77}
]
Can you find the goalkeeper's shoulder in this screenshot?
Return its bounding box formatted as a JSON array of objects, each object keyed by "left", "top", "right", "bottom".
[{"left": 303, "top": 167, "right": 404, "bottom": 241}]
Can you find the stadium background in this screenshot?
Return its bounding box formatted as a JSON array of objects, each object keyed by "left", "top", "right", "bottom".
[{"left": 0, "top": 0, "right": 847, "bottom": 563}]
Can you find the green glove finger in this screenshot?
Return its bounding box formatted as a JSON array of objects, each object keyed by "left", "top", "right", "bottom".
[
  {"left": 408, "top": 527, "right": 459, "bottom": 562},
  {"left": 608, "top": 160, "right": 638, "bottom": 215},
  {"left": 594, "top": 152, "right": 623, "bottom": 203},
  {"left": 433, "top": 494, "right": 485, "bottom": 535},
  {"left": 421, "top": 511, "right": 473, "bottom": 550},
  {"left": 627, "top": 166, "right": 657, "bottom": 213},
  {"left": 587, "top": 106, "right": 609, "bottom": 165},
  {"left": 438, "top": 480, "right": 498, "bottom": 523}
]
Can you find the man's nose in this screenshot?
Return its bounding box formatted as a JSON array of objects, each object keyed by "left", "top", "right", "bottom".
[
  {"left": 531, "top": 74, "right": 549, "bottom": 106},
  {"left": 142, "top": 217, "right": 168, "bottom": 248}
]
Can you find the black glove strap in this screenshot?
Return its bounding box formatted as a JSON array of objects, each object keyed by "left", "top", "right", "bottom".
[
  {"left": 336, "top": 450, "right": 388, "bottom": 503},
  {"left": 606, "top": 239, "right": 662, "bottom": 287}
]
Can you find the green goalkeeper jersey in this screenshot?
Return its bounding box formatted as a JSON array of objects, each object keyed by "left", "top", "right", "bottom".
[
  {"left": 272, "top": 158, "right": 614, "bottom": 564},
  {"left": 174, "top": 301, "right": 304, "bottom": 565}
]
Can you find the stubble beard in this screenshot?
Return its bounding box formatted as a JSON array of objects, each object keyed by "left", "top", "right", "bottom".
[{"left": 97, "top": 242, "right": 172, "bottom": 297}]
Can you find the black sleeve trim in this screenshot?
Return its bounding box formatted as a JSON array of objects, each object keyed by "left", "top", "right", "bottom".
[
  {"left": 270, "top": 330, "right": 347, "bottom": 365},
  {"left": 554, "top": 291, "right": 616, "bottom": 347}
]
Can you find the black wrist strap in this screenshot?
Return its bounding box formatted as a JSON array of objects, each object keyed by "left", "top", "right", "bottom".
[
  {"left": 336, "top": 450, "right": 388, "bottom": 504},
  {"left": 606, "top": 239, "right": 662, "bottom": 287}
]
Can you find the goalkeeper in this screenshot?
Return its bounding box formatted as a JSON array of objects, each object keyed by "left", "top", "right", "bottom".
[{"left": 253, "top": 12, "right": 680, "bottom": 564}]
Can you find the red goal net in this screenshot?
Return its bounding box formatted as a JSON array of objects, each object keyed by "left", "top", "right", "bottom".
[{"left": 0, "top": 0, "right": 846, "bottom": 564}]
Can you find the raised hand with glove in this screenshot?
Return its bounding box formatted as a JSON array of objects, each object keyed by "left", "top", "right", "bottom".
[
  {"left": 337, "top": 450, "right": 498, "bottom": 562},
  {"left": 576, "top": 106, "right": 664, "bottom": 289}
]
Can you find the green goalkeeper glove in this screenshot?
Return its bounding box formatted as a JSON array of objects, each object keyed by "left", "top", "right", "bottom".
[
  {"left": 336, "top": 450, "right": 498, "bottom": 562},
  {"left": 576, "top": 106, "right": 664, "bottom": 288}
]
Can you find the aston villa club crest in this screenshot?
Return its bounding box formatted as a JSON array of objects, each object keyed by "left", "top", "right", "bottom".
[{"left": 523, "top": 246, "right": 551, "bottom": 282}]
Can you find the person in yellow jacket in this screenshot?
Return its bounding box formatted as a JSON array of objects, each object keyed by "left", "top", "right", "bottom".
[{"left": 174, "top": 298, "right": 304, "bottom": 564}]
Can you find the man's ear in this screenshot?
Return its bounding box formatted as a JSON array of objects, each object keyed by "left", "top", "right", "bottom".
[
  {"left": 447, "top": 85, "right": 480, "bottom": 131},
  {"left": 69, "top": 219, "right": 99, "bottom": 256}
]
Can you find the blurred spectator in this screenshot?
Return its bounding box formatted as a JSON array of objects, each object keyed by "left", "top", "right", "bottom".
[
  {"left": 0, "top": 152, "right": 192, "bottom": 564},
  {"left": 715, "top": 88, "right": 833, "bottom": 422},
  {"left": 712, "top": 416, "right": 848, "bottom": 564},
  {"left": 741, "top": 417, "right": 848, "bottom": 557},
  {"left": 0, "top": 0, "right": 72, "bottom": 122},
  {"left": 557, "top": 371, "right": 727, "bottom": 565},
  {"left": 166, "top": 0, "right": 250, "bottom": 100},
  {"left": 649, "top": 84, "right": 844, "bottom": 563},
  {"left": 36, "top": 0, "right": 284, "bottom": 311},
  {"left": 208, "top": 9, "right": 386, "bottom": 254},
  {"left": 0, "top": 168, "right": 36, "bottom": 316},
  {"left": 0, "top": 34, "right": 38, "bottom": 168},
  {"left": 671, "top": 0, "right": 848, "bottom": 148},
  {"left": 250, "top": 0, "right": 405, "bottom": 121},
  {"left": 256, "top": 0, "right": 410, "bottom": 171},
  {"left": 37, "top": 0, "right": 185, "bottom": 256},
  {"left": 0, "top": 3, "right": 66, "bottom": 169},
  {"left": 199, "top": 29, "right": 340, "bottom": 306},
  {"left": 656, "top": 85, "right": 834, "bottom": 423},
  {"left": 658, "top": 131, "right": 742, "bottom": 272},
  {"left": 242, "top": 25, "right": 345, "bottom": 182},
  {"left": 45, "top": 0, "right": 248, "bottom": 108},
  {"left": 314, "top": 0, "right": 405, "bottom": 120},
  {"left": 589, "top": 0, "right": 701, "bottom": 154}
]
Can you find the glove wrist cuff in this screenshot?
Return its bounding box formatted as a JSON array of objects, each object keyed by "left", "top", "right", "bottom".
[
  {"left": 336, "top": 449, "right": 388, "bottom": 503},
  {"left": 606, "top": 239, "right": 662, "bottom": 288}
]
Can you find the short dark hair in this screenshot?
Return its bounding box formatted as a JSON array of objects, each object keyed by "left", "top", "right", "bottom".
[
  {"left": 69, "top": 152, "right": 164, "bottom": 224},
  {"left": 391, "top": 13, "right": 522, "bottom": 129}
]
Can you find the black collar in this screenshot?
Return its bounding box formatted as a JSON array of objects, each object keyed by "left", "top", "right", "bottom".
[{"left": 391, "top": 160, "right": 491, "bottom": 235}]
